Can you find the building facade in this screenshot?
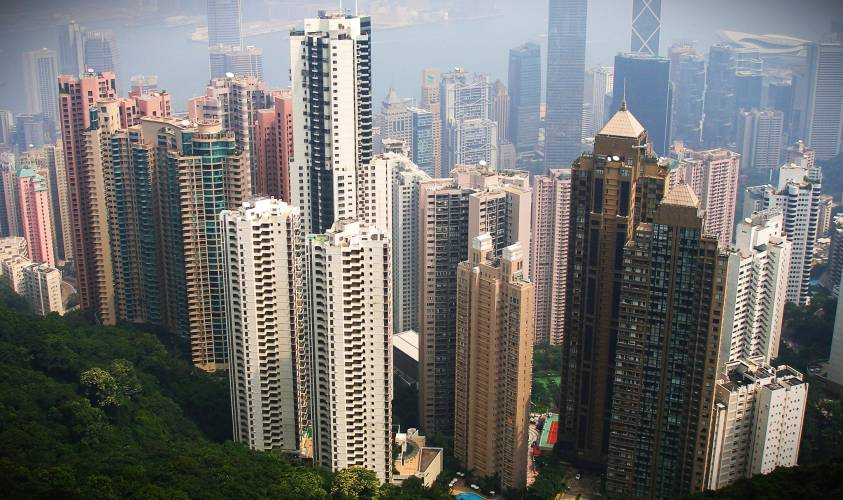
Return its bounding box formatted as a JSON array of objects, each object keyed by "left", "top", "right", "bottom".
[
  {"left": 708, "top": 361, "right": 808, "bottom": 490},
  {"left": 307, "top": 220, "right": 392, "bottom": 483},
  {"left": 23, "top": 262, "right": 64, "bottom": 316},
  {"left": 606, "top": 184, "right": 726, "bottom": 498},
  {"left": 454, "top": 236, "right": 534, "bottom": 492},
  {"left": 222, "top": 198, "right": 307, "bottom": 453},
  {"left": 743, "top": 163, "right": 821, "bottom": 305},
  {"left": 720, "top": 210, "right": 791, "bottom": 365},
  {"left": 736, "top": 109, "right": 784, "bottom": 172},
  {"left": 801, "top": 42, "right": 843, "bottom": 160},
  {"left": 559, "top": 105, "right": 668, "bottom": 466},
  {"left": 508, "top": 42, "right": 541, "bottom": 153},
  {"left": 545, "top": 0, "right": 587, "bottom": 167},
  {"left": 289, "top": 11, "right": 372, "bottom": 234},
  {"left": 611, "top": 53, "right": 672, "bottom": 155},
  {"left": 22, "top": 49, "right": 59, "bottom": 125},
  {"left": 669, "top": 147, "right": 740, "bottom": 247}
]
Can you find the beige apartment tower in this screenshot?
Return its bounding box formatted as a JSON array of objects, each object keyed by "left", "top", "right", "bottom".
[{"left": 455, "top": 235, "right": 534, "bottom": 492}]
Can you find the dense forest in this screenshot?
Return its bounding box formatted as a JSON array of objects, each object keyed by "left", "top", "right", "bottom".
[{"left": 0, "top": 290, "right": 448, "bottom": 499}]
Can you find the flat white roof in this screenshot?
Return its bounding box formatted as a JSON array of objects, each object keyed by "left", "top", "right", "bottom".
[{"left": 394, "top": 330, "right": 419, "bottom": 362}]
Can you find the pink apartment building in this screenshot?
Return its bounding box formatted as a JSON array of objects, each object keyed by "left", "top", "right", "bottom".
[
  {"left": 16, "top": 169, "right": 55, "bottom": 267},
  {"left": 531, "top": 168, "right": 571, "bottom": 346}
]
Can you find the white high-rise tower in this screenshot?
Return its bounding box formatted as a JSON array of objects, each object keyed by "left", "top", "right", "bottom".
[
  {"left": 221, "top": 199, "right": 308, "bottom": 453},
  {"left": 289, "top": 11, "right": 373, "bottom": 234},
  {"left": 307, "top": 220, "right": 392, "bottom": 483}
]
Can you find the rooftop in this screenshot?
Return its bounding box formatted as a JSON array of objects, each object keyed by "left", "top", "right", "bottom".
[
  {"left": 661, "top": 183, "right": 699, "bottom": 208},
  {"left": 598, "top": 104, "right": 646, "bottom": 138}
]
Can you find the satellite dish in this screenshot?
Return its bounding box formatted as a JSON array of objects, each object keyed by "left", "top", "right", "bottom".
[
  {"left": 612, "top": 155, "right": 620, "bottom": 162},
  {"left": 479, "top": 160, "right": 487, "bottom": 167},
  {"left": 181, "top": 119, "right": 191, "bottom": 127},
  {"left": 225, "top": 72, "right": 235, "bottom": 78}
]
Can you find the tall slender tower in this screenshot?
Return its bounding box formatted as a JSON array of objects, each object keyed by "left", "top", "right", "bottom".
[
  {"left": 559, "top": 104, "right": 668, "bottom": 467},
  {"left": 606, "top": 184, "right": 726, "bottom": 498},
  {"left": 254, "top": 91, "right": 293, "bottom": 200},
  {"left": 508, "top": 42, "right": 542, "bottom": 154},
  {"left": 58, "top": 72, "right": 118, "bottom": 325},
  {"left": 418, "top": 166, "right": 531, "bottom": 434},
  {"left": 668, "top": 147, "right": 740, "bottom": 247},
  {"left": 631, "top": 0, "right": 662, "bottom": 55},
  {"left": 671, "top": 47, "right": 705, "bottom": 148},
  {"left": 743, "top": 163, "right": 821, "bottom": 305},
  {"left": 420, "top": 69, "right": 442, "bottom": 176},
  {"left": 531, "top": 168, "right": 571, "bottom": 346},
  {"left": 222, "top": 198, "right": 308, "bottom": 453},
  {"left": 22, "top": 49, "right": 59, "bottom": 125},
  {"left": 720, "top": 210, "right": 791, "bottom": 365},
  {"left": 58, "top": 21, "right": 85, "bottom": 77},
  {"left": 455, "top": 237, "right": 534, "bottom": 492},
  {"left": 544, "top": 0, "right": 587, "bottom": 167},
  {"left": 703, "top": 44, "right": 736, "bottom": 148},
  {"left": 83, "top": 30, "right": 118, "bottom": 74},
  {"left": 44, "top": 142, "right": 72, "bottom": 262},
  {"left": 307, "top": 220, "right": 392, "bottom": 483},
  {"left": 801, "top": 42, "right": 843, "bottom": 160},
  {"left": 611, "top": 53, "right": 672, "bottom": 156},
  {"left": 207, "top": 0, "right": 243, "bottom": 48},
  {"left": 145, "top": 116, "right": 247, "bottom": 370},
  {"left": 289, "top": 11, "right": 372, "bottom": 234}
]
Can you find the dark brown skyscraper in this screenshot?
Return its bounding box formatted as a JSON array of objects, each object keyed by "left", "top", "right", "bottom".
[
  {"left": 606, "top": 184, "right": 726, "bottom": 498},
  {"left": 559, "top": 103, "right": 668, "bottom": 466}
]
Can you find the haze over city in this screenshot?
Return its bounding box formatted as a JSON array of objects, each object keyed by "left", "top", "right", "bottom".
[{"left": 1, "top": 0, "right": 843, "bottom": 499}]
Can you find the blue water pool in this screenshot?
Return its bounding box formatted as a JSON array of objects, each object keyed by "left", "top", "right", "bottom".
[{"left": 456, "top": 493, "right": 485, "bottom": 500}]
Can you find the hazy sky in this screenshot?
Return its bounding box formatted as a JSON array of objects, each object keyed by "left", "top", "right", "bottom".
[{"left": 1, "top": 0, "right": 842, "bottom": 113}]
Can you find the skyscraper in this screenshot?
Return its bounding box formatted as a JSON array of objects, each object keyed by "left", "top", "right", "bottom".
[
  {"left": 605, "top": 184, "right": 725, "bottom": 498},
  {"left": 15, "top": 169, "right": 54, "bottom": 267},
  {"left": 440, "top": 69, "right": 495, "bottom": 171},
  {"left": 736, "top": 109, "right": 784, "bottom": 173},
  {"left": 222, "top": 198, "right": 307, "bottom": 453},
  {"left": 289, "top": 11, "right": 372, "bottom": 234},
  {"left": 586, "top": 65, "right": 614, "bottom": 137},
  {"left": 44, "top": 142, "right": 72, "bottom": 262},
  {"left": 491, "top": 80, "right": 511, "bottom": 147},
  {"left": 418, "top": 165, "right": 531, "bottom": 434},
  {"left": 58, "top": 21, "right": 85, "bottom": 76},
  {"left": 454, "top": 236, "right": 534, "bottom": 492},
  {"left": 207, "top": 0, "right": 243, "bottom": 48},
  {"left": 735, "top": 70, "right": 764, "bottom": 112},
  {"left": 388, "top": 155, "right": 430, "bottom": 333},
  {"left": 307, "top": 220, "right": 392, "bottom": 483},
  {"left": 22, "top": 49, "right": 59, "bottom": 125},
  {"left": 708, "top": 361, "right": 808, "bottom": 490},
  {"left": 410, "top": 107, "right": 434, "bottom": 176},
  {"left": 743, "top": 163, "right": 822, "bottom": 305},
  {"left": 801, "top": 42, "right": 843, "bottom": 160},
  {"left": 531, "top": 168, "right": 571, "bottom": 346},
  {"left": 254, "top": 91, "right": 293, "bottom": 200},
  {"left": 58, "top": 72, "right": 118, "bottom": 325},
  {"left": 545, "top": 0, "right": 587, "bottom": 167},
  {"left": 704, "top": 44, "right": 737, "bottom": 148},
  {"left": 631, "top": 0, "right": 661, "bottom": 55},
  {"left": 508, "top": 42, "right": 541, "bottom": 153},
  {"left": 420, "top": 69, "right": 442, "bottom": 176},
  {"left": 669, "top": 147, "right": 740, "bottom": 247},
  {"left": 147, "top": 116, "right": 246, "bottom": 371},
  {"left": 671, "top": 49, "right": 706, "bottom": 148},
  {"left": 720, "top": 210, "right": 791, "bottom": 365},
  {"left": 83, "top": 30, "right": 118, "bottom": 74},
  {"left": 0, "top": 153, "right": 17, "bottom": 237},
  {"left": 611, "top": 53, "right": 673, "bottom": 155},
  {"left": 380, "top": 88, "right": 412, "bottom": 151},
  {"left": 559, "top": 105, "right": 668, "bottom": 466}
]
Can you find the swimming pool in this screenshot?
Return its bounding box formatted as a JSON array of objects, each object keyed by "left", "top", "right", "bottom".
[{"left": 456, "top": 493, "right": 485, "bottom": 500}]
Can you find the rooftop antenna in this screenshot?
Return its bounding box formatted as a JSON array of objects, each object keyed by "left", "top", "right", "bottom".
[{"left": 620, "top": 78, "right": 628, "bottom": 111}]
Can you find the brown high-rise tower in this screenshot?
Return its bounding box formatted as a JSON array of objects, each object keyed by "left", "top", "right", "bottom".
[
  {"left": 606, "top": 184, "right": 726, "bottom": 498},
  {"left": 559, "top": 103, "right": 668, "bottom": 466},
  {"left": 454, "top": 235, "right": 534, "bottom": 492}
]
